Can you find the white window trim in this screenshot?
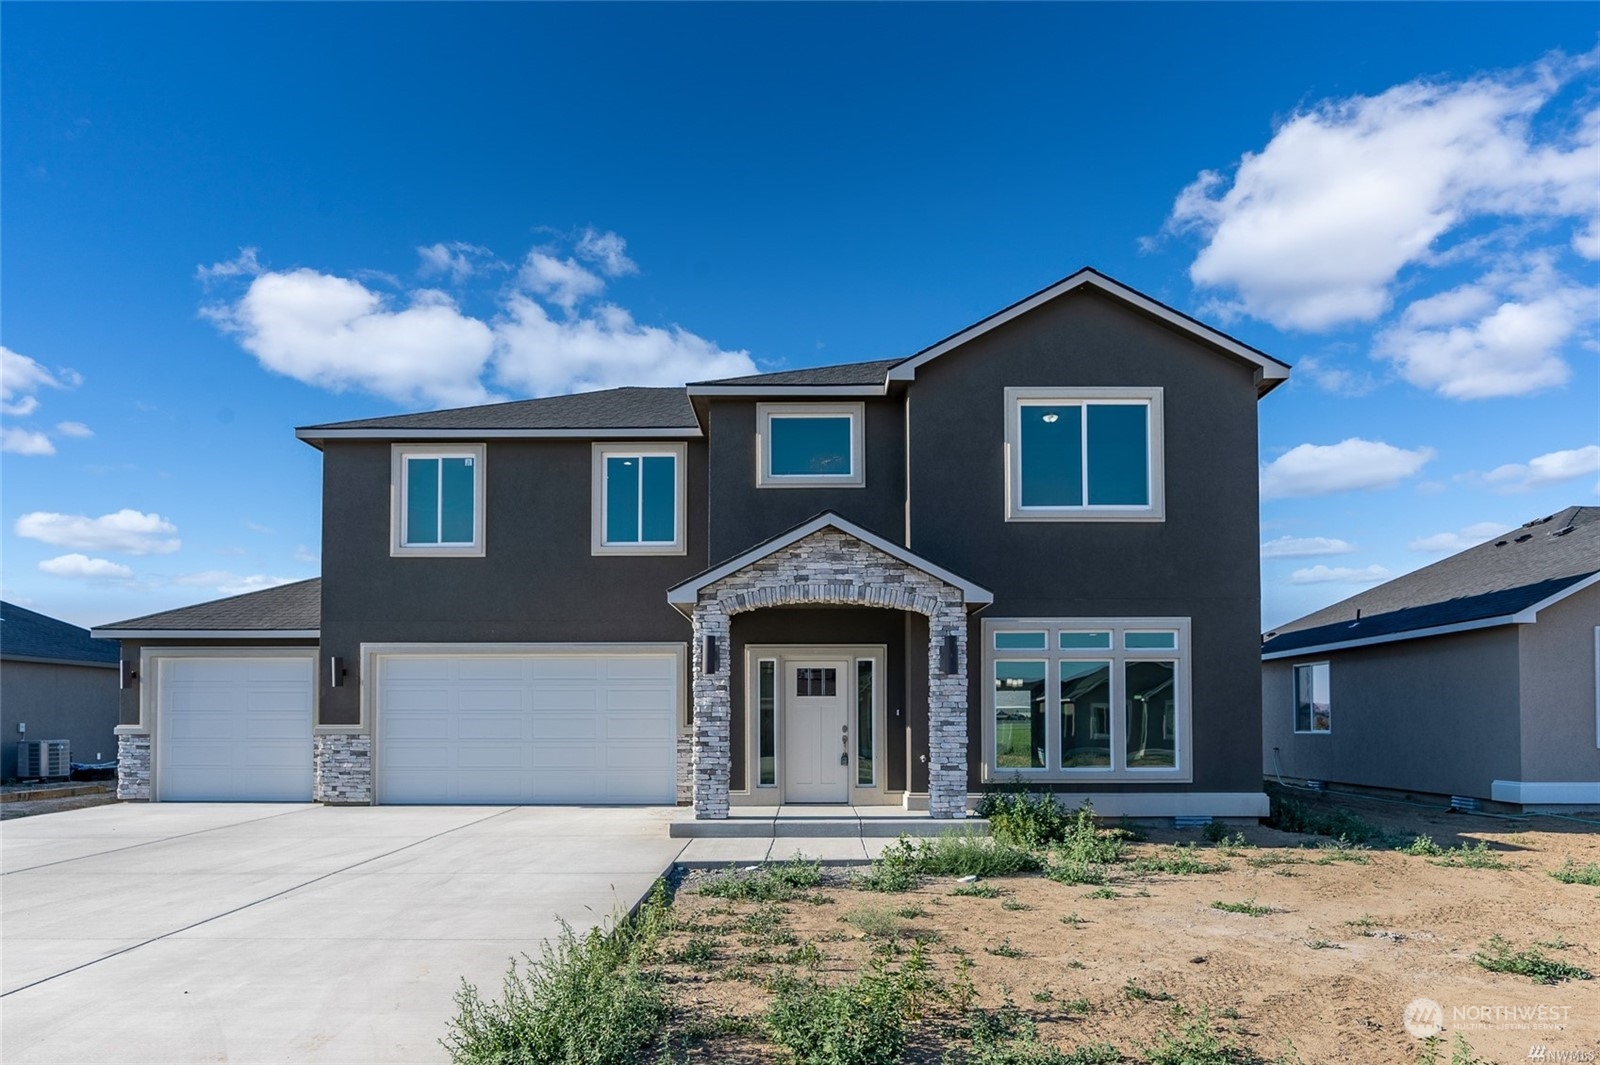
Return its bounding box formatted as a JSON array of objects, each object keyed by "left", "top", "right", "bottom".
[
  {"left": 756, "top": 402, "right": 866, "bottom": 488},
  {"left": 390, "top": 444, "right": 486, "bottom": 557},
  {"left": 1292, "top": 661, "right": 1332, "bottom": 735},
  {"left": 590, "top": 442, "right": 687, "bottom": 556},
  {"left": 1003, "top": 386, "right": 1165, "bottom": 522},
  {"left": 982, "top": 617, "right": 1192, "bottom": 784}
]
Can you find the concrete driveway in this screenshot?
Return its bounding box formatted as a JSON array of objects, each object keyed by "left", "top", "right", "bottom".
[{"left": 1, "top": 803, "right": 686, "bottom": 1063}]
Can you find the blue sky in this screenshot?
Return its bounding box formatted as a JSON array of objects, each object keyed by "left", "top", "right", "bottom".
[{"left": 3, "top": 3, "right": 1597, "bottom": 630}]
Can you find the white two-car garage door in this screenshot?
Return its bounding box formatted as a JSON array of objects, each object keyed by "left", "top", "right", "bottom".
[
  {"left": 156, "top": 655, "right": 315, "bottom": 802},
  {"left": 375, "top": 650, "right": 681, "bottom": 804}
]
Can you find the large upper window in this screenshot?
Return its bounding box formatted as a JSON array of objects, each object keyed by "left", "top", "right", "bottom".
[
  {"left": 985, "top": 618, "right": 1190, "bottom": 782},
  {"left": 591, "top": 442, "right": 686, "bottom": 555},
  {"left": 1004, "top": 387, "right": 1164, "bottom": 521},
  {"left": 391, "top": 445, "right": 485, "bottom": 556},
  {"left": 757, "top": 403, "right": 865, "bottom": 488},
  {"left": 1293, "top": 662, "right": 1331, "bottom": 734}
]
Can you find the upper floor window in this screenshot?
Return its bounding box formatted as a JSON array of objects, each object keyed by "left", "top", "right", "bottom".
[
  {"left": 1004, "top": 387, "right": 1164, "bottom": 522},
  {"left": 391, "top": 444, "right": 485, "bottom": 556},
  {"left": 757, "top": 402, "right": 865, "bottom": 488},
  {"left": 591, "top": 442, "right": 686, "bottom": 555},
  {"left": 1293, "top": 662, "right": 1331, "bottom": 734}
]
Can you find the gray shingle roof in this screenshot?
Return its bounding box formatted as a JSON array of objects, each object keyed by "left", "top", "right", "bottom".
[
  {"left": 1, "top": 602, "right": 120, "bottom": 664},
  {"left": 1262, "top": 506, "right": 1600, "bottom": 656},
  {"left": 95, "top": 578, "right": 321, "bottom": 633},
  {"left": 298, "top": 387, "right": 697, "bottom": 432},
  {"left": 692, "top": 358, "right": 905, "bottom": 387}
]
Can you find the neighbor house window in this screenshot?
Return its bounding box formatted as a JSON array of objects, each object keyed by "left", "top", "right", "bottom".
[
  {"left": 391, "top": 444, "right": 485, "bottom": 556},
  {"left": 1004, "top": 387, "right": 1164, "bottom": 521},
  {"left": 986, "top": 618, "right": 1190, "bottom": 781},
  {"left": 756, "top": 403, "right": 865, "bottom": 487},
  {"left": 1293, "top": 662, "right": 1331, "bottom": 734},
  {"left": 591, "top": 443, "right": 686, "bottom": 555}
]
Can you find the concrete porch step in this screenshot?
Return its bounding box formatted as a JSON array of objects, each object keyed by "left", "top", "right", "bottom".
[{"left": 669, "top": 813, "right": 989, "bottom": 839}]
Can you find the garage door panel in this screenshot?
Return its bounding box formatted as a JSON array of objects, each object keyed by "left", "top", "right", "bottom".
[
  {"left": 157, "top": 656, "right": 314, "bottom": 802},
  {"left": 377, "top": 651, "right": 679, "bottom": 805}
]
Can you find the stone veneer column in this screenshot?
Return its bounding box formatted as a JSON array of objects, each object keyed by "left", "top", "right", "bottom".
[
  {"left": 925, "top": 603, "right": 970, "bottom": 819},
  {"left": 116, "top": 732, "right": 152, "bottom": 800},
  {"left": 691, "top": 600, "right": 732, "bottom": 818},
  {"left": 313, "top": 733, "right": 373, "bottom": 804}
]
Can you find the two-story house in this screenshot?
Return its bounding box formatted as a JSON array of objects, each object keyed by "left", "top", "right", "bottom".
[{"left": 94, "top": 268, "right": 1289, "bottom": 820}]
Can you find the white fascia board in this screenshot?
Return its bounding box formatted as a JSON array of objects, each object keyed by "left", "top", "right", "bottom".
[
  {"left": 1491, "top": 780, "right": 1600, "bottom": 806},
  {"left": 92, "top": 627, "right": 320, "bottom": 639},
  {"left": 296, "top": 427, "right": 700, "bottom": 442},
  {"left": 667, "top": 512, "right": 994, "bottom": 609},
  {"left": 1260, "top": 615, "right": 1520, "bottom": 660},
  {"left": 685, "top": 384, "right": 889, "bottom": 397},
  {"left": 887, "top": 270, "right": 1290, "bottom": 391}
]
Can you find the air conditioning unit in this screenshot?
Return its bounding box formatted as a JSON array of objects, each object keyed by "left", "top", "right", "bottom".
[{"left": 17, "top": 740, "right": 70, "bottom": 779}]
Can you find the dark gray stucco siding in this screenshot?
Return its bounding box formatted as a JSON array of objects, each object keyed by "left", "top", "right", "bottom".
[
  {"left": 1, "top": 659, "right": 119, "bottom": 778},
  {"left": 1261, "top": 627, "right": 1524, "bottom": 800},
  {"left": 705, "top": 398, "right": 906, "bottom": 564},
  {"left": 318, "top": 439, "right": 705, "bottom": 726},
  {"left": 729, "top": 607, "right": 912, "bottom": 792},
  {"left": 902, "top": 288, "right": 1266, "bottom": 794},
  {"left": 1517, "top": 586, "right": 1600, "bottom": 783},
  {"left": 115, "top": 638, "right": 320, "bottom": 727}
]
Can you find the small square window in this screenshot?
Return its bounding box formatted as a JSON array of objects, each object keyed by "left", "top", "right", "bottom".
[
  {"left": 392, "top": 445, "right": 485, "bottom": 556},
  {"left": 1125, "top": 631, "right": 1177, "bottom": 650},
  {"left": 757, "top": 403, "right": 865, "bottom": 487},
  {"left": 995, "top": 631, "right": 1047, "bottom": 650},
  {"left": 1060, "top": 631, "right": 1112, "bottom": 650},
  {"left": 1006, "top": 387, "right": 1163, "bottom": 522},
  {"left": 795, "top": 667, "right": 837, "bottom": 697},
  {"left": 592, "top": 443, "right": 686, "bottom": 555}
]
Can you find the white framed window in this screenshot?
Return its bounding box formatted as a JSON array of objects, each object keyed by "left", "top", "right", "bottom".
[
  {"left": 756, "top": 402, "right": 865, "bottom": 488},
  {"left": 984, "top": 617, "right": 1191, "bottom": 782},
  {"left": 1292, "top": 662, "right": 1331, "bottom": 734},
  {"left": 591, "top": 442, "right": 687, "bottom": 556},
  {"left": 1004, "top": 387, "right": 1164, "bottom": 522},
  {"left": 391, "top": 444, "right": 485, "bottom": 557}
]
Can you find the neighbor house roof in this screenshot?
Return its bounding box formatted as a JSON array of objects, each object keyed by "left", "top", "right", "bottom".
[
  {"left": 91, "top": 578, "right": 322, "bottom": 639},
  {"left": 1261, "top": 506, "right": 1600, "bottom": 659},
  {"left": 1, "top": 602, "right": 120, "bottom": 666},
  {"left": 295, "top": 387, "right": 699, "bottom": 445}
]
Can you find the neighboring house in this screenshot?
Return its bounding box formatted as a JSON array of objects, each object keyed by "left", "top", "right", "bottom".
[
  {"left": 1, "top": 602, "right": 120, "bottom": 780},
  {"left": 1261, "top": 506, "right": 1600, "bottom": 812},
  {"left": 94, "top": 268, "right": 1289, "bottom": 819}
]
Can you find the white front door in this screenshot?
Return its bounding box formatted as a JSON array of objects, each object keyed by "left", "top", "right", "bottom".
[{"left": 782, "top": 660, "right": 849, "bottom": 803}]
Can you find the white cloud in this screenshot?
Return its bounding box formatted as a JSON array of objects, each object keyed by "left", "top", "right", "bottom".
[
  {"left": 1483, "top": 444, "right": 1600, "bottom": 492},
  {"left": 203, "top": 269, "right": 497, "bottom": 408},
  {"left": 196, "top": 247, "right": 263, "bottom": 283},
  {"left": 1260, "top": 535, "right": 1357, "bottom": 559},
  {"left": 1260, "top": 438, "right": 1435, "bottom": 499},
  {"left": 416, "top": 242, "right": 499, "bottom": 284},
  {"left": 574, "top": 229, "right": 638, "bottom": 277},
  {"left": 202, "top": 232, "right": 754, "bottom": 407},
  {"left": 1289, "top": 564, "right": 1393, "bottom": 585},
  {"left": 54, "top": 421, "right": 93, "bottom": 438},
  {"left": 37, "top": 553, "right": 134, "bottom": 581},
  {"left": 171, "top": 571, "right": 299, "bottom": 596},
  {"left": 2, "top": 428, "right": 56, "bottom": 455},
  {"left": 1168, "top": 50, "right": 1600, "bottom": 332},
  {"left": 15, "top": 509, "right": 181, "bottom": 555},
  {"left": 1, "top": 345, "right": 78, "bottom": 416},
  {"left": 292, "top": 545, "right": 318, "bottom": 564},
  {"left": 1409, "top": 521, "right": 1513, "bottom": 553},
  {"left": 1293, "top": 355, "right": 1378, "bottom": 397},
  {"left": 244, "top": 521, "right": 275, "bottom": 534}
]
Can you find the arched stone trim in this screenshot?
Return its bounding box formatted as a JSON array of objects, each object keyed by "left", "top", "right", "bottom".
[{"left": 691, "top": 528, "right": 970, "bottom": 820}]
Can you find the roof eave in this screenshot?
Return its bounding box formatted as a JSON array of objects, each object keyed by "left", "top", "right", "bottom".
[
  {"left": 90, "top": 628, "right": 322, "bottom": 640},
  {"left": 684, "top": 383, "right": 890, "bottom": 398},
  {"left": 294, "top": 426, "right": 703, "bottom": 444}
]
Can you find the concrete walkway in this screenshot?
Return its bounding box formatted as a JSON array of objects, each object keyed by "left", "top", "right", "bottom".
[{"left": 0, "top": 803, "right": 686, "bottom": 1064}]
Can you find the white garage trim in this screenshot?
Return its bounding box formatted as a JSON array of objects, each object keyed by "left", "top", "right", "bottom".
[
  {"left": 363, "top": 642, "right": 687, "bottom": 805},
  {"left": 140, "top": 646, "right": 318, "bottom": 802}
]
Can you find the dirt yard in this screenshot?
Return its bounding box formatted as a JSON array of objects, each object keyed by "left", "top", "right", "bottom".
[{"left": 659, "top": 791, "right": 1600, "bottom": 1064}]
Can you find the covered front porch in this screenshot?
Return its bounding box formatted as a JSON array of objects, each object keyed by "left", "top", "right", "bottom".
[{"left": 667, "top": 513, "right": 993, "bottom": 820}]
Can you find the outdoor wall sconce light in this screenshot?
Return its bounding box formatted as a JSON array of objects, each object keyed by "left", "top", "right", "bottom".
[
  {"left": 120, "top": 660, "right": 138, "bottom": 690},
  {"left": 329, "top": 656, "right": 347, "bottom": 688},
  {"left": 703, "top": 635, "right": 719, "bottom": 674},
  {"left": 940, "top": 634, "right": 958, "bottom": 675}
]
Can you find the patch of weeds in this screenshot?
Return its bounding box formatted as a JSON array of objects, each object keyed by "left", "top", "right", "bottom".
[
  {"left": 698, "top": 857, "right": 824, "bottom": 902},
  {"left": 856, "top": 837, "right": 923, "bottom": 893},
  {"left": 1130, "top": 843, "right": 1229, "bottom": 877},
  {"left": 1031, "top": 988, "right": 1055, "bottom": 1003},
  {"left": 765, "top": 944, "right": 941, "bottom": 1065},
  {"left": 1045, "top": 803, "right": 1127, "bottom": 886},
  {"left": 1082, "top": 885, "right": 1118, "bottom": 900},
  {"left": 919, "top": 830, "right": 1043, "bottom": 878},
  {"left": 1265, "top": 793, "right": 1388, "bottom": 844},
  {"left": 1215, "top": 1006, "right": 1241, "bottom": 1020},
  {"left": 1410, "top": 838, "right": 1506, "bottom": 869},
  {"left": 1001, "top": 898, "right": 1032, "bottom": 911},
  {"left": 1414, "top": 1032, "right": 1492, "bottom": 1065},
  {"left": 897, "top": 904, "right": 929, "bottom": 919},
  {"left": 1121, "top": 979, "right": 1173, "bottom": 1002},
  {"left": 952, "top": 1000, "right": 1121, "bottom": 1065},
  {"left": 1063, "top": 997, "right": 1092, "bottom": 1014},
  {"left": 977, "top": 783, "right": 1073, "bottom": 848},
  {"left": 1064, "top": 959, "right": 1086, "bottom": 970},
  {"left": 739, "top": 905, "right": 797, "bottom": 947},
  {"left": 1548, "top": 858, "right": 1600, "bottom": 886},
  {"left": 1344, "top": 913, "right": 1382, "bottom": 931},
  {"left": 1304, "top": 938, "right": 1340, "bottom": 950},
  {"left": 1142, "top": 1007, "right": 1250, "bottom": 1065},
  {"left": 667, "top": 935, "right": 719, "bottom": 967},
  {"left": 1210, "top": 898, "right": 1275, "bottom": 917},
  {"left": 1312, "top": 837, "right": 1371, "bottom": 864},
  {"left": 985, "top": 936, "right": 1024, "bottom": 959},
  {"left": 444, "top": 880, "right": 673, "bottom": 1065},
  {"left": 1246, "top": 852, "right": 1304, "bottom": 869},
  {"left": 1472, "top": 934, "right": 1593, "bottom": 984},
  {"left": 1203, "top": 822, "right": 1255, "bottom": 850},
  {"left": 1060, "top": 912, "right": 1085, "bottom": 927},
  {"left": 949, "top": 952, "right": 978, "bottom": 1013},
  {"left": 1533, "top": 936, "right": 1572, "bottom": 950},
  {"left": 842, "top": 906, "right": 905, "bottom": 940},
  {"left": 782, "top": 941, "right": 823, "bottom": 969},
  {"left": 952, "top": 881, "right": 1004, "bottom": 899}
]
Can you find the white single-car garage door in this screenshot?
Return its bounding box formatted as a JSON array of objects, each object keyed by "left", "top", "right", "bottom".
[
  {"left": 376, "top": 649, "right": 681, "bottom": 804},
  {"left": 157, "top": 655, "right": 315, "bottom": 802}
]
